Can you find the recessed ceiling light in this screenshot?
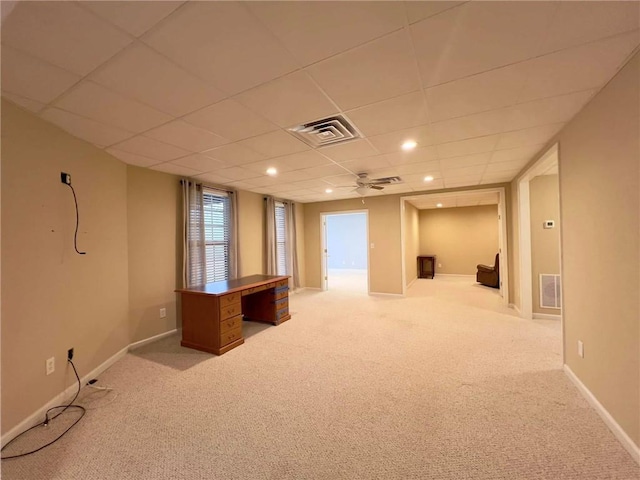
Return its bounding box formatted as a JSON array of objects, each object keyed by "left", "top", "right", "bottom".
[
  {"left": 325, "top": 188, "right": 333, "bottom": 193},
  {"left": 424, "top": 175, "right": 434, "bottom": 182},
  {"left": 401, "top": 140, "right": 417, "bottom": 151},
  {"left": 436, "top": 203, "right": 443, "bottom": 208},
  {"left": 266, "top": 167, "right": 277, "bottom": 176}
]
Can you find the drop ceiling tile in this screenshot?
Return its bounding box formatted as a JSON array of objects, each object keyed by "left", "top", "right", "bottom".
[
  {"left": 437, "top": 135, "right": 501, "bottom": 160},
  {"left": 320, "top": 139, "right": 380, "bottom": 162},
  {"left": 183, "top": 99, "right": 278, "bottom": 141},
  {"left": 506, "top": 90, "right": 596, "bottom": 131},
  {"left": 90, "top": 43, "right": 226, "bottom": 117},
  {"left": 490, "top": 144, "right": 545, "bottom": 164},
  {"left": 249, "top": 170, "right": 312, "bottom": 186},
  {"left": 1, "top": 46, "right": 81, "bottom": 104},
  {"left": 247, "top": 1, "right": 405, "bottom": 66},
  {"left": 234, "top": 71, "right": 337, "bottom": 128},
  {"left": 40, "top": 108, "right": 135, "bottom": 147},
  {"left": 193, "top": 172, "right": 235, "bottom": 185},
  {"left": 409, "top": 179, "right": 445, "bottom": 192},
  {"left": 144, "top": 120, "right": 229, "bottom": 152},
  {"left": 238, "top": 130, "right": 309, "bottom": 158},
  {"left": 443, "top": 176, "right": 482, "bottom": 188},
  {"left": 430, "top": 108, "right": 509, "bottom": 144},
  {"left": 110, "top": 135, "right": 190, "bottom": 161},
  {"left": 541, "top": 1, "right": 640, "bottom": 54},
  {"left": 307, "top": 30, "right": 422, "bottom": 110},
  {"left": 339, "top": 155, "right": 393, "bottom": 174},
  {"left": 214, "top": 167, "right": 263, "bottom": 181},
  {"left": 1, "top": 2, "right": 133, "bottom": 75},
  {"left": 141, "top": 1, "right": 298, "bottom": 95},
  {"left": 405, "top": 1, "right": 465, "bottom": 24},
  {"left": 288, "top": 179, "right": 335, "bottom": 190},
  {"left": 2, "top": 92, "right": 46, "bottom": 113},
  {"left": 440, "top": 164, "right": 486, "bottom": 177},
  {"left": 203, "top": 143, "right": 265, "bottom": 166},
  {"left": 425, "top": 62, "right": 530, "bottom": 121},
  {"left": 107, "top": 148, "right": 160, "bottom": 167},
  {"left": 497, "top": 123, "right": 564, "bottom": 150},
  {"left": 482, "top": 172, "right": 518, "bottom": 184},
  {"left": 81, "top": 1, "right": 185, "bottom": 37},
  {"left": 323, "top": 173, "right": 360, "bottom": 186},
  {"left": 485, "top": 159, "right": 528, "bottom": 174},
  {"left": 276, "top": 151, "right": 334, "bottom": 171},
  {"left": 402, "top": 171, "right": 443, "bottom": 183},
  {"left": 346, "top": 91, "right": 428, "bottom": 137},
  {"left": 150, "top": 162, "right": 201, "bottom": 177},
  {"left": 384, "top": 146, "right": 439, "bottom": 166},
  {"left": 170, "top": 154, "right": 225, "bottom": 172},
  {"left": 411, "top": 1, "right": 555, "bottom": 86},
  {"left": 518, "top": 32, "right": 640, "bottom": 104},
  {"left": 440, "top": 152, "right": 492, "bottom": 171},
  {"left": 367, "top": 125, "right": 433, "bottom": 154},
  {"left": 53, "top": 82, "right": 172, "bottom": 132},
  {"left": 394, "top": 161, "right": 441, "bottom": 176},
  {"left": 242, "top": 159, "right": 296, "bottom": 176},
  {"left": 297, "top": 163, "right": 351, "bottom": 180}
]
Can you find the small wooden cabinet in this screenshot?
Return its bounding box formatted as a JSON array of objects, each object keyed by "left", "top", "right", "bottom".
[{"left": 417, "top": 255, "right": 436, "bottom": 279}]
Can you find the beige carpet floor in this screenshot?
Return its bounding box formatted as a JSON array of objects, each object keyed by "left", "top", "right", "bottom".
[{"left": 2, "top": 277, "right": 638, "bottom": 479}]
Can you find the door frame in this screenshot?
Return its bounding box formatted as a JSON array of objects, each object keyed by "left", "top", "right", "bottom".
[
  {"left": 516, "top": 143, "right": 561, "bottom": 320},
  {"left": 320, "top": 210, "right": 370, "bottom": 293},
  {"left": 400, "top": 186, "right": 509, "bottom": 303}
]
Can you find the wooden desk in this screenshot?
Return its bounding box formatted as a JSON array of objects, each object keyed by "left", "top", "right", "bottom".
[{"left": 176, "top": 274, "right": 291, "bottom": 355}]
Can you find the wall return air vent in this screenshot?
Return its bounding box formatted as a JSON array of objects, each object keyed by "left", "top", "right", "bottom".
[{"left": 288, "top": 115, "right": 361, "bottom": 148}]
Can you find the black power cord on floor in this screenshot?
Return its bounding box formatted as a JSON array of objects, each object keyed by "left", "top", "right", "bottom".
[{"left": 1, "top": 359, "right": 86, "bottom": 460}]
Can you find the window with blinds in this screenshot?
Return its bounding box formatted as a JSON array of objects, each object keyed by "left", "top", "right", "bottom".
[
  {"left": 203, "top": 188, "right": 230, "bottom": 282},
  {"left": 275, "top": 201, "right": 287, "bottom": 275}
]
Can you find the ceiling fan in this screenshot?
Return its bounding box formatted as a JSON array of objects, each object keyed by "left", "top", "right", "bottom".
[{"left": 350, "top": 173, "right": 402, "bottom": 195}]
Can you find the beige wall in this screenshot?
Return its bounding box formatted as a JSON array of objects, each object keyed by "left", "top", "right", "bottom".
[
  {"left": 558, "top": 53, "right": 639, "bottom": 445},
  {"left": 529, "top": 175, "right": 560, "bottom": 315},
  {"left": 403, "top": 201, "right": 419, "bottom": 286},
  {"left": 419, "top": 205, "right": 499, "bottom": 275},
  {"left": 127, "top": 166, "right": 181, "bottom": 342},
  {"left": 237, "top": 190, "right": 264, "bottom": 276},
  {"left": 1, "top": 101, "right": 130, "bottom": 433},
  {"left": 303, "top": 196, "right": 403, "bottom": 294},
  {"left": 508, "top": 181, "right": 520, "bottom": 309}
]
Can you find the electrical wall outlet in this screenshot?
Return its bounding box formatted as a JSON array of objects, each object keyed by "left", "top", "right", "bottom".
[
  {"left": 67, "top": 348, "right": 74, "bottom": 361},
  {"left": 159, "top": 308, "right": 167, "bottom": 319},
  {"left": 438, "top": 263, "right": 442, "bottom": 268},
  {"left": 578, "top": 340, "right": 584, "bottom": 358},
  {"left": 46, "top": 357, "right": 55, "bottom": 375},
  {"left": 60, "top": 172, "right": 71, "bottom": 185}
]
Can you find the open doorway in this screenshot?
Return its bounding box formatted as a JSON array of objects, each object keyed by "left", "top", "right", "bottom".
[
  {"left": 321, "top": 211, "right": 369, "bottom": 293},
  {"left": 400, "top": 187, "right": 509, "bottom": 302},
  {"left": 517, "top": 144, "right": 562, "bottom": 321}
]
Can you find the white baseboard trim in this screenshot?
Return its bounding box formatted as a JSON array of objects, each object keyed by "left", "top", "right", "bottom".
[
  {"left": 533, "top": 313, "right": 561, "bottom": 320},
  {"left": 1, "top": 345, "right": 129, "bottom": 448},
  {"left": 406, "top": 277, "right": 417, "bottom": 289},
  {"left": 434, "top": 274, "right": 476, "bottom": 278},
  {"left": 129, "top": 329, "right": 177, "bottom": 351},
  {"left": 2, "top": 328, "right": 178, "bottom": 448},
  {"left": 369, "top": 291, "right": 403, "bottom": 297},
  {"left": 563, "top": 364, "right": 640, "bottom": 464},
  {"left": 302, "top": 287, "right": 322, "bottom": 291},
  {"left": 509, "top": 303, "right": 521, "bottom": 314}
]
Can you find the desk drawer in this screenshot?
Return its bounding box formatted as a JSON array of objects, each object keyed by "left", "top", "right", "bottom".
[
  {"left": 220, "top": 326, "right": 242, "bottom": 347},
  {"left": 274, "top": 298, "right": 288, "bottom": 311},
  {"left": 220, "top": 302, "right": 241, "bottom": 320},
  {"left": 244, "top": 282, "right": 275, "bottom": 295},
  {"left": 220, "top": 314, "right": 242, "bottom": 334},
  {"left": 220, "top": 293, "right": 240, "bottom": 308},
  {"left": 276, "top": 279, "right": 288, "bottom": 288},
  {"left": 275, "top": 307, "right": 289, "bottom": 322},
  {"left": 274, "top": 288, "right": 288, "bottom": 301}
]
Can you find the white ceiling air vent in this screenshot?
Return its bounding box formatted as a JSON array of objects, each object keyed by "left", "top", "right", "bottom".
[{"left": 288, "top": 115, "right": 361, "bottom": 148}]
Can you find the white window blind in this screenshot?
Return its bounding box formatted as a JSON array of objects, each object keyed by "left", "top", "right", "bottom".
[
  {"left": 275, "top": 201, "right": 287, "bottom": 275},
  {"left": 203, "top": 188, "right": 230, "bottom": 282}
]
